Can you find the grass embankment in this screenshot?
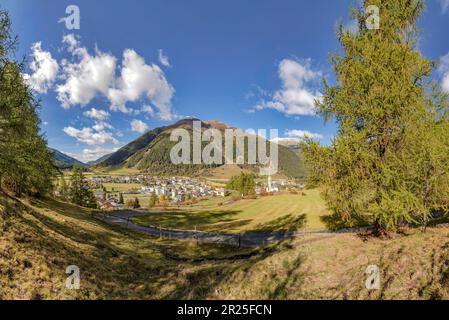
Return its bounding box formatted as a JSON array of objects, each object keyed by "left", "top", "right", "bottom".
[
  {"left": 131, "top": 189, "right": 330, "bottom": 233},
  {"left": 3, "top": 191, "right": 449, "bottom": 299},
  {"left": 214, "top": 228, "right": 449, "bottom": 299},
  {"left": 0, "top": 192, "right": 256, "bottom": 299}
]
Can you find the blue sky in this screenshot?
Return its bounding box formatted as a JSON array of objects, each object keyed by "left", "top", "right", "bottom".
[{"left": 2, "top": 0, "right": 449, "bottom": 162}]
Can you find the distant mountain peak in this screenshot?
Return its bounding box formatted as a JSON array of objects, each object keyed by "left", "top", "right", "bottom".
[
  {"left": 205, "top": 120, "right": 230, "bottom": 130},
  {"left": 94, "top": 118, "right": 307, "bottom": 180},
  {"left": 49, "top": 148, "right": 86, "bottom": 169}
]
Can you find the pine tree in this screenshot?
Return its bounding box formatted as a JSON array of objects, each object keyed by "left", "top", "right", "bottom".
[
  {"left": 302, "top": 0, "right": 449, "bottom": 232},
  {"left": 0, "top": 10, "right": 56, "bottom": 196},
  {"left": 226, "top": 173, "right": 256, "bottom": 196},
  {"left": 69, "top": 167, "right": 97, "bottom": 208},
  {"left": 125, "top": 199, "right": 134, "bottom": 209},
  {"left": 159, "top": 194, "right": 168, "bottom": 207},
  {"left": 149, "top": 192, "right": 158, "bottom": 207},
  {"left": 133, "top": 197, "right": 140, "bottom": 209},
  {"left": 119, "top": 193, "right": 124, "bottom": 204},
  {"left": 58, "top": 176, "right": 69, "bottom": 201}
]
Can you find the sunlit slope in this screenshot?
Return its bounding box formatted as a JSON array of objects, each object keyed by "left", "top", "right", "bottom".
[{"left": 132, "top": 190, "right": 331, "bottom": 232}]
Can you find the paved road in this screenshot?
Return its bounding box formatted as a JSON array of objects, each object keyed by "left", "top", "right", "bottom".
[{"left": 101, "top": 210, "right": 370, "bottom": 247}]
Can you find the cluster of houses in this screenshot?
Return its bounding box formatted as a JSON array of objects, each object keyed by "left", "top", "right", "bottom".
[
  {"left": 88, "top": 176, "right": 229, "bottom": 210},
  {"left": 86, "top": 175, "right": 145, "bottom": 189},
  {"left": 92, "top": 190, "right": 124, "bottom": 211},
  {"left": 86, "top": 174, "right": 303, "bottom": 211},
  {"left": 255, "top": 176, "right": 303, "bottom": 195},
  {"left": 139, "top": 177, "right": 228, "bottom": 203}
]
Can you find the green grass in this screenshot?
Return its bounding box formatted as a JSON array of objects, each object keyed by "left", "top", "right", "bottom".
[
  {"left": 131, "top": 189, "right": 331, "bottom": 233},
  {"left": 101, "top": 183, "right": 143, "bottom": 192},
  {"left": 92, "top": 167, "right": 141, "bottom": 176},
  {"left": 3, "top": 191, "right": 449, "bottom": 299},
  {"left": 0, "top": 192, "right": 257, "bottom": 299},
  {"left": 123, "top": 194, "right": 150, "bottom": 206}
]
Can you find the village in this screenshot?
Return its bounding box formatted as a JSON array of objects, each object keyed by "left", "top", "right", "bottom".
[{"left": 85, "top": 174, "right": 299, "bottom": 211}]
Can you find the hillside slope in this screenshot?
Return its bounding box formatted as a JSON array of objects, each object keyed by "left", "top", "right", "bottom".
[
  {"left": 2, "top": 192, "right": 449, "bottom": 299},
  {"left": 49, "top": 148, "right": 86, "bottom": 169},
  {"left": 96, "top": 118, "right": 307, "bottom": 180},
  {"left": 0, "top": 192, "right": 257, "bottom": 299}
]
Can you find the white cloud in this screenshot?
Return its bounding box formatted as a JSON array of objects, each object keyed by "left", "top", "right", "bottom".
[
  {"left": 255, "top": 59, "right": 321, "bottom": 117},
  {"left": 158, "top": 49, "right": 170, "bottom": 67},
  {"left": 130, "top": 119, "right": 149, "bottom": 133},
  {"left": 92, "top": 121, "right": 113, "bottom": 132},
  {"left": 81, "top": 107, "right": 114, "bottom": 135},
  {"left": 440, "top": 0, "right": 449, "bottom": 13},
  {"left": 285, "top": 129, "right": 323, "bottom": 140},
  {"left": 79, "top": 147, "right": 119, "bottom": 162},
  {"left": 56, "top": 35, "right": 117, "bottom": 108},
  {"left": 62, "top": 34, "right": 79, "bottom": 52},
  {"left": 63, "top": 126, "right": 118, "bottom": 145},
  {"left": 83, "top": 107, "right": 110, "bottom": 120},
  {"left": 108, "top": 49, "right": 175, "bottom": 119},
  {"left": 24, "top": 42, "right": 59, "bottom": 93},
  {"left": 65, "top": 147, "right": 119, "bottom": 163},
  {"left": 141, "top": 104, "right": 155, "bottom": 117},
  {"left": 31, "top": 35, "right": 176, "bottom": 119},
  {"left": 439, "top": 52, "right": 449, "bottom": 93}
]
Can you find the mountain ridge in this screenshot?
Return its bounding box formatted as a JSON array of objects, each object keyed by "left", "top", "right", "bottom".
[
  {"left": 95, "top": 118, "right": 307, "bottom": 180},
  {"left": 49, "top": 148, "right": 86, "bottom": 169}
]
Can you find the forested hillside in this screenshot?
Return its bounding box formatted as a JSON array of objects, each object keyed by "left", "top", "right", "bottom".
[
  {"left": 49, "top": 148, "right": 86, "bottom": 169},
  {"left": 96, "top": 118, "right": 308, "bottom": 180}
]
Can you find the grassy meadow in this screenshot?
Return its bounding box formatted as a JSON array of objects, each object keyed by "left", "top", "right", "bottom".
[
  {"left": 101, "top": 183, "right": 143, "bottom": 192},
  {"left": 3, "top": 191, "right": 449, "bottom": 299},
  {"left": 131, "top": 190, "right": 331, "bottom": 233}
]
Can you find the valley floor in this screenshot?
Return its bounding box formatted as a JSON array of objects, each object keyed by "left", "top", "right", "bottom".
[
  {"left": 131, "top": 190, "right": 331, "bottom": 233},
  {"left": 2, "top": 192, "right": 449, "bottom": 299}
]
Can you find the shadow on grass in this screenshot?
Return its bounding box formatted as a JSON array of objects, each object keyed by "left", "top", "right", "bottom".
[
  {"left": 162, "top": 238, "right": 306, "bottom": 300},
  {"left": 28, "top": 197, "right": 99, "bottom": 225},
  {"left": 131, "top": 209, "right": 246, "bottom": 231},
  {"left": 320, "top": 213, "right": 370, "bottom": 231},
  {"left": 2, "top": 196, "right": 191, "bottom": 298},
  {"left": 251, "top": 214, "right": 307, "bottom": 233},
  {"left": 3, "top": 194, "right": 310, "bottom": 299},
  {"left": 268, "top": 253, "right": 306, "bottom": 299}
]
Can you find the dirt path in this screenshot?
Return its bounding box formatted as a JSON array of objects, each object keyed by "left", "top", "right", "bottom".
[{"left": 101, "top": 210, "right": 369, "bottom": 247}]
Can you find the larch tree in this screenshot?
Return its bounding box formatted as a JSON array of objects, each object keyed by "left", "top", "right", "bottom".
[
  {"left": 0, "top": 10, "right": 56, "bottom": 196},
  {"left": 302, "top": 0, "right": 449, "bottom": 232},
  {"left": 69, "top": 167, "right": 97, "bottom": 208}
]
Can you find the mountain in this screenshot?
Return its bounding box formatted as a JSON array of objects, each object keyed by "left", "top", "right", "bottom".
[
  {"left": 95, "top": 118, "right": 308, "bottom": 180},
  {"left": 87, "top": 153, "right": 112, "bottom": 166},
  {"left": 49, "top": 148, "right": 86, "bottom": 169},
  {"left": 273, "top": 138, "right": 301, "bottom": 155}
]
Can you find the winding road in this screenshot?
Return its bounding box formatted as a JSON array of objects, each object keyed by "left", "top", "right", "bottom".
[{"left": 101, "top": 210, "right": 369, "bottom": 247}]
